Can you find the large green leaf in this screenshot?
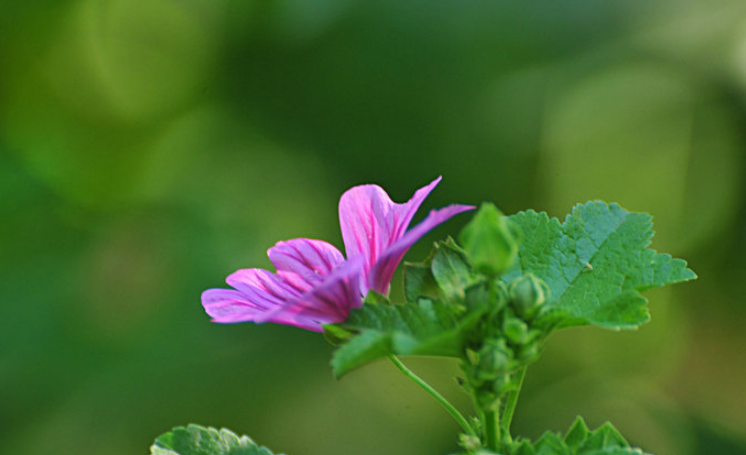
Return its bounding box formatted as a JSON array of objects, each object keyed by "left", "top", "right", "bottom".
[
  {"left": 151, "top": 424, "right": 281, "bottom": 455},
  {"left": 504, "top": 201, "right": 696, "bottom": 329},
  {"left": 329, "top": 299, "right": 486, "bottom": 377}
]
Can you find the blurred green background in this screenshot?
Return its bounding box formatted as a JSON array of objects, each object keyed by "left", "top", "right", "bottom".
[{"left": 2, "top": 1, "right": 745, "bottom": 454}]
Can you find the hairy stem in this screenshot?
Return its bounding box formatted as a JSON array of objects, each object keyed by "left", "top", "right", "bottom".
[
  {"left": 388, "top": 355, "right": 475, "bottom": 436},
  {"left": 500, "top": 365, "right": 528, "bottom": 442}
]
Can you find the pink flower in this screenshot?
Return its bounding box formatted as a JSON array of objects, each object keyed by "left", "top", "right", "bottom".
[{"left": 201, "top": 177, "right": 473, "bottom": 332}]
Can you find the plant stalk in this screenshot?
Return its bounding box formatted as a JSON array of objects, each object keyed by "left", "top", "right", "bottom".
[
  {"left": 388, "top": 355, "right": 475, "bottom": 436},
  {"left": 484, "top": 407, "right": 500, "bottom": 451},
  {"left": 500, "top": 365, "right": 528, "bottom": 442}
]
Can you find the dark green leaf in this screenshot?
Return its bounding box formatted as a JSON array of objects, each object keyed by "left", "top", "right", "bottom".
[
  {"left": 579, "top": 422, "right": 628, "bottom": 452},
  {"left": 404, "top": 262, "right": 440, "bottom": 302},
  {"left": 331, "top": 299, "right": 486, "bottom": 377},
  {"left": 364, "top": 290, "right": 390, "bottom": 305},
  {"left": 564, "top": 417, "right": 590, "bottom": 450},
  {"left": 151, "top": 424, "right": 281, "bottom": 455},
  {"left": 534, "top": 432, "right": 570, "bottom": 455},
  {"left": 580, "top": 449, "right": 650, "bottom": 455},
  {"left": 322, "top": 324, "right": 354, "bottom": 345},
  {"left": 504, "top": 418, "right": 653, "bottom": 455},
  {"left": 431, "top": 239, "right": 474, "bottom": 300},
  {"left": 511, "top": 439, "right": 536, "bottom": 455},
  {"left": 329, "top": 330, "right": 392, "bottom": 378}
]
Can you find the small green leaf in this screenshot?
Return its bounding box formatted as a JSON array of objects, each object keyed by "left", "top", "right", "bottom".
[
  {"left": 580, "top": 449, "right": 650, "bottom": 455},
  {"left": 364, "top": 290, "right": 390, "bottom": 305},
  {"left": 151, "top": 424, "right": 281, "bottom": 455},
  {"left": 431, "top": 239, "right": 474, "bottom": 300},
  {"left": 511, "top": 439, "right": 536, "bottom": 455},
  {"left": 331, "top": 299, "right": 487, "bottom": 377},
  {"left": 459, "top": 203, "right": 521, "bottom": 276},
  {"left": 579, "top": 422, "right": 628, "bottom": 452},
  {"left": 330, "top": 330, "right": 392, "bottom": 378},
  {"left": 504, "top": 202, "right": 696, "bottom": 330},
  {"left": 404, "top": 261, "right": 440, "bottom": 302},
  {"left": 533, "top": 432, "right": 570, "bottom": 455},
  {"left": 504, "top": 419, "right": 652, "bottom": 455},
  {"left": 322, "top": 324, "right": 354, "bottom": 345},
  {"left": 564, "top": 416, "right": 590, "bottom": 450}
]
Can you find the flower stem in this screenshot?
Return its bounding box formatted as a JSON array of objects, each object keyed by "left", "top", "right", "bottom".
[
  {"left": 484, "top": 408, "right": 500, "bottom": 451},
  {"left": 500, "top": 365, "right": 528, "bottom": 442},
  {"left": 388, "top": 355, "right": 475, "bottom": 436}
]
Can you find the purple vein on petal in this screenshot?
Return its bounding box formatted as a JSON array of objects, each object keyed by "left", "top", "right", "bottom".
[
  {"left": 268, "top": 238, "right": 345, "bottom": 293},
  {"left": 256, "top": 258, "right": 363, "bottom": 331},
  {"left": 368, "top": 204, "right": 475, "bottom": 294},
  {"left": 339, "top": 176, "right": 442, "bottom": 295},
  {"left": 202, "top": 288, "right": 267, "bottom": 322}
]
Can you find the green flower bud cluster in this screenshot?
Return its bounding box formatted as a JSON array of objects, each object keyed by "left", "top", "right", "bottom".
[
  {"left": 460, "top": 273, "right": 551, "bottom": 411},
  {"left": 462, "top": 338, "right": 514, "bottom": 410},
  {"left": 503, "top": 273, "right": 550, "bottom": 364}
]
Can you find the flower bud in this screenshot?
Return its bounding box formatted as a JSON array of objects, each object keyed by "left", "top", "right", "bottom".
[
  {"left": 458, "top": 203, "right": 520, "bottom": 276},
  {"left": 517, "top": 341, "right": 542, "bottom": 363},
  {"left": 509, "top": 273, "right": 550, "bottom": 319},
  {"left": 476, "top": 339, "right": 513, "bottom": 381},
  {"left": 503, "top": 317, "right": 529, "bottom": 345},
  {"left": 464, "top": 281, "right": 490, "bottom": 309}
]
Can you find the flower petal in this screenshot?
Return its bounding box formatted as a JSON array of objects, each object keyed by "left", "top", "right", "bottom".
[
  {"left": 257, "top": 258, "right": 363, "bottom": 331},
  {"left": 339, "top": 176, "right": 442, "bottom": 294},
  {"left": 226, "top": 268, "right": 303, "bottom": 305},
  {"left": 368, "top": 204, "right": 475, "bottom": 294},
  {"left": 201, "top": 288, "right": 324, "bottom": 331},
  {"left": 268, "top": 238, "right": 345, "bottom": 293},
  {"left": 202, "top": 288, "right": 262, "bottom": 322}
]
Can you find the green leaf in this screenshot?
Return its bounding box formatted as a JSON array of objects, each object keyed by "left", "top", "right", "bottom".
[
  {"left": 431, "top": 239, "right": 474, "bottom": 300},
  {"left": 329, "top": 330, "right": 392, "bottom": 378},
  {"left": 331, "top": 299, "right": 486, "bottom": 377},
  {"left": 504, "top": 201, "right": 696, "bottom": 330},
  {"left": 533, "top": 432, "right": 571, "bottom": 455},
  {"left": 322, "top": 324, "right": 354, "bottom": 345},
  {"left": 151, "top": 424, "right": 281, "bottom": 455},
  {"left": 511, "top": 439, "right": 537, "bottom": 455},
  {"left": 404, "top": 261, "right": 440, "bottom": 302},
  {"left": 504, "top": 418, "right": 653, "bottom": 455},
  {"left": 564, "top": 417, "right": 590, "bottom": 451},
  {"left": 579, "top": 422, "right": 628, "bottom": 452},
  {"left": 364, "top": 290, "right": 390, "bottom": 305}
]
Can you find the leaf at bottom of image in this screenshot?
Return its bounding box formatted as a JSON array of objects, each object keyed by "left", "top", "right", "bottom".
[{"left": 151, "top": 424, "right": 283, "bottom": 455}]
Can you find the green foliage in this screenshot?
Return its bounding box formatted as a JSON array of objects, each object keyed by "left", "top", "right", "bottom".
[
  {"left": 503, "top": 202, "right": 696, "bottom": 330},
  {"left": 151, "top": 424, "right": 281, "bottom": 455},
  {"left": 328, "top": 200, "right": 696, "bottom": 454},
  {"left": 431, "top": 239, "right": 476, "bottom": 300},
  {"left": 459, "top": 203, "right": 521, "bottom": 276},
  {"left": 331, "top": 200, "right": 696, "bottom": 384},
  {"left": 404, "top": 260, "right": 441, "bottom": 301},
  {"left": 501, "top": 417, "right": 650, "bottom": 455},
  {"left": 329, "top": 297, "right": 486, "bottom": 377},
  {"left": 451, "top": 418, "right": 649, "bottom": 455}
]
